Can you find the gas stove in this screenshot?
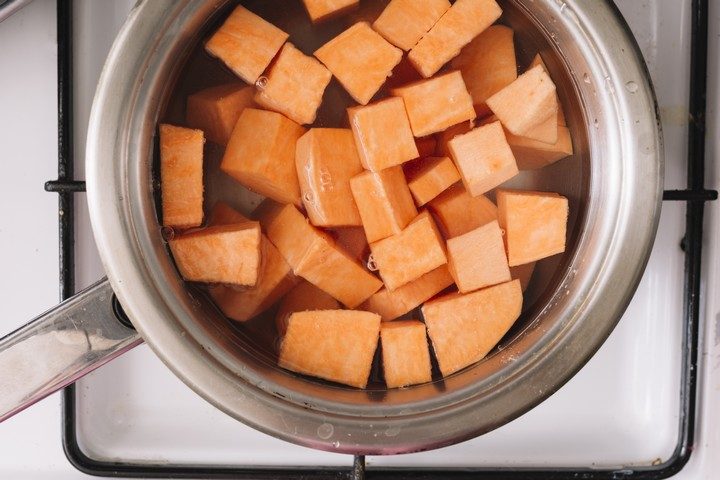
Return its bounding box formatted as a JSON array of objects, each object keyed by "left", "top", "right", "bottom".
[{"left": 0, "top": 0, "right": 718, "bottom": 478}]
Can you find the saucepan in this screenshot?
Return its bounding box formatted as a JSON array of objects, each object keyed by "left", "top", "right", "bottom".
[{"left": 0, "top": 0, "right": 662, "bottom": 454}]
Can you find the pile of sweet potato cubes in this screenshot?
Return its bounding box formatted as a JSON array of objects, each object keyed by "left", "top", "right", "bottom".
[{"left": 159, "top": 0, "right": 573, "bottom": 389}]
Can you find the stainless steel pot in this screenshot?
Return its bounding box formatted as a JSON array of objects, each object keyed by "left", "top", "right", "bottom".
[{"left": 0, "top": 0, "right": 662, "bottom": 455}]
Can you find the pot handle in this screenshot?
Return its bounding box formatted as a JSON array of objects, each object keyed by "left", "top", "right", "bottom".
[{"left": 0, "top": 278, "right": 142, "bottom": 422}]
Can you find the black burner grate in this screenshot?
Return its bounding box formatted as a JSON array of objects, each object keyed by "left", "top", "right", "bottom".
[{"left": 48, "top": 0, "right": 717, "bottom": 478}]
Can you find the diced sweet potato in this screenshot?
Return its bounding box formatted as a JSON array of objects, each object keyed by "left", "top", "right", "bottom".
[
  {"left": 186, "top": 84, "right": 255, "bottom": 146},
  {"left": 510, "top": 261, "right": 535, "bottom": 292},
  {"left": 255, "top": 43, "right": 332, "bottom": 125},
  {"left": 360, "top": 265, "right": 454, "bottom": 321},
  {"left": 205, "top": 5, "right": 288, "bottom": 84},
  {"left": 295, "top": 128, "right": 364, "bottom": 227},
  {"left": 496, "top": 190, "right": 568, "bottom": 266},
  {"left": 159, "top": 124, "right": 204, "bottom": 229},
  {"left": 348, "top": 97, "right": 419, "bottom": 171},
  {"left": 422, "top": 279, "right": 522, "bottom": 376},
  {"left": 428, "top": 183, "right": 498, "bottom": 238},
  {"left": 332, "top": 226, "right": 370, "bottom": 263},
  {"left": 381, "top": 320, "right": 432, "bottom": 388},
  {"left": 169, "top": 223, "right": 261, "bottom": 285},
  {"left": 315, "top": 22, "right": 403, "bottom": 105},
  {"left": 451, "top": 25, "right": 516, "bottom": 116},
  {"left": 372, "top": 0, "right": 451, "bottom": 51},
  {"left": 257, "top": 203, "right": 382, "bottom": 307},
  {"left": 435, "top": 120, "right": 473, "bottom": 157},
  {"left": 370, "top": 211, "right": 447, "bottom": 290},
  {"left": 405, "top": 156, "right": 461, "bottom": 206},
  {"left": 416, "top": 136, "right": 438, "bottom": 158},
  {"left": 350, "top": 167, "right": 418, "bottom": 243},
  {"left": 391, "top": 71, "right": 475, "bottom": 137},
  {"left": 506, "top": 125, "right": 574, "bottom": 170},
  {"left": 279, "top": 310, "right": 381, "bottom": 388},
  {"left": 408, "top": 0, "right": 502, "bottom": 78},
  {"left": 529, "top": 53, "right": 567, "bottom": 126},
  {"left": 207, "top": 202, "right": 250, "bottom": 226},
  {"left": 208, "top": 236, "right": 299, "bottom": 322},
  {"left": 275, "top": 281, "right": 340, "bottom": 336},
  {"left": 486, "top": 65, "right": 558, "bottom": 143},
  {"left": 447, "top": 220, "right": 510, "bottom": 293},
  {"left": 448, "top": 121, "right": 519, "bottom": 196},
  {"left": 302, "top": 0, "right": 359, "bottom": 23},
  {"left": 221, "top": 108, "right": 305, "bottom": 206}
]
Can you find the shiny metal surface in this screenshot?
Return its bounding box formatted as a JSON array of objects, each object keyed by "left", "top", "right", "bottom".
[
  {"left": 83, "top": 0, "right": 662, "bottom": 454},
  {"left": 0, "top": 0, "right": 33, "bottom": 23},
  {"left": 0, "top": 279, "right": 141, "bottom": 422}
]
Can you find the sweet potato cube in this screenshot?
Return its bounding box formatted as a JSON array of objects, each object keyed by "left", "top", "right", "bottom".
[
  {"left": 221, "top": 108, "right": 305, "bottom": 206},
  {"left": 255, "top": 43, "right": 332, "bottom": 125},
  {"left": 447, "top": 220, "right": 510, "bottom": 293},
  {"left": 207, "top": 202, "right": 250, "bottom": 225},
  {"left": 279, "top": 310, "right": 381, "bottom": 388},
  {"left": 408, "top": 0, "right": 502, "bottom": 78},
  {"left": 315, "top": 22, "right": 403, "bottom": 105},
  {"left": 301, "top": 0, "right": 358, "bottom": 23},
  {"left": 486, "top": 65, "right": 558, "bottom": 143},
  {"left": 205, "top": 5, "right": 288, "bottom": 84},
  {"left": 451, "top": 25, "right": 517, "bottom": 116},
  {"left": 360, "top": 265, "right": 454, "bottom": 321},
  {"left": 254, "top": 201, "right": 319, "bottom": 267},
  {"left": 510, "top": 261, "right": 535, "bottom": 292},
  {"left": 422, "top": 279, "right": 522, "bottom": 376},
  {"left": 159, "top": 124, "right": 204, "bottom": 229},
  {"left": 435, "top": 120, "right": 474, "bottom": 157},
  {"left": 208, "top": 237, "right": 298, "bottom": 322},
  {"left": 529, "top": 53, "right": 567, "bottom": 126},
  {"left": 405, "top": 156, "right": 461, "bottom": 206},
  {"left": 391, "top": 71, "right": 475, "bottom": 137},
  {"left": 332, "top": 227, "right": 370, "bottom": 262},
  {"left": 186, "top": 84, "right": 255, "bottom": 146},
  {"left": 448, "top": 121, "right": 519, "bottom": 196},
  {"left": 372, "top": 0, "right": 451, "bottom": 51},
  {"left": 507, "top": 125, "right": 574, "bottom": 170},
  {"left": 428, "top": 183, "right": 498, "bottom": 238},
  {"left": 169, "top": 223, "right": 261, "bottom": 285},
  {"left": 370, "top": 211, "right": 447, "bottom": 291},
  {"left": 348, "top": 97, "right": 418, "bottom": 171},
  {"left": 381, "top": 320, "right": 432, "bottom": 388},
  {"left": 350, "top": 167, "right": 418, "bottom": 243},
  {"left": 275, "top": 281, "right": 340, "bottom": 336},
  {"left": 496, "top": 189, "right": 568, "bottom": 266},
  {"left": 296, "top": 128, "right": 364, "bottom": 227}
]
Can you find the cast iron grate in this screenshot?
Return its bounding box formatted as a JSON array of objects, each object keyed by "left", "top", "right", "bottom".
[{"left": 47, "top": 0, "right": 716, "bottom": 478}]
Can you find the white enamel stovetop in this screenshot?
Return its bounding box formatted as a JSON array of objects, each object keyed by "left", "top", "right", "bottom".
[{"left": 0, "top": 0, "right": 718, "bottom": 478}]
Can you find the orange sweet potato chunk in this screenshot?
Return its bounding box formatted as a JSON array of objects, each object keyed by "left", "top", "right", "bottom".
[
  {"left": 435, "top": 120, "right": 474, "bottom": 157},
  {"left": 448, "top": 121, "right": 519, "bottom": 196},
  {"left": 427, "top": 183, "right": 498, "bottom": 238},
  {"left": 221, "top": 108, "right": 305, "bottom": 206},
  {"left": 496, "top": 190, "right": 568, "bottom": 266},
  {"left": 447, "top": 220, "right": 511, "bottom": 293},
  {"left": 486, "top": 65, "right": 558, "bottom": 143},
  {"left": 529, "top": 53, "right": 567, "bottom": 126},
  {"left": 205, "top": 5, "right": 288, "bottom": 85},
  {"left": 350, "top": 167, "right": 418, "bottom": 243},
  {"left": 208, "top": 236, "right": 298, "bottom": 322},
  {"left": 381, "top": 320, "right": 432, "bottom": 388},
  {"left": 302, "top": 0, "right": 359, "bottom": 23},
  {"left": 408, "top": 0, "right": 502, "bottom": 78},
  {"left": 254, "top": 201, "right": 319, "bottom": 267},
  {"left": 391, "top": 71, "right": 475, "bottom": 137},
  {"left": 348, "top": 97, "right": 419, "bottom": 171},
  {"left": 186, "top": 84, "right": 255, "bottom": 146},
  {"left": 275, "top": 281, "right": 340, "bottom": 336},
  {"left": 360, "top": 265, "right": 454, "bottom": 321},
  {"left": 169, "top": 223, "right": 261, "bottom": 285},
  {"left": 255, "top": 43, "right": 332, "bottom": 125},
  {"left": 207, "top": 202, "right": 250, "bottom": 226},
  {"left": 451, "top": 25, "right": 516, "bottom": 116},
  {"left": 332, "top": 226, "right": 370, "bottom": 263},
  {"left": 422, "top": 279, "right": 522, "bottom": 376},
  {"left": 506, "top": 125, "right": 574, "bottom": 170},
  {"left": 370, "top": 211, "right": 447, "bottom": 291},
  {"left": 372, "top": 0, "right": 451, "bottom": 51},
  {"left": 315, "top": 22, "right": 403, "bottom": 105},
  {"left": 279, "top": 310, "right": 381, "bottom": 388},
  {"left": 296, "top": 128, "right": 364, "bottom": 227},
  {"left": 405, "top": 156, "right": 461, "bottom": 206},
  {"left": 159, "top": 124, "right": 204, "bottom": 229},
  {"left": 510, "top": 261, "right": 535, "bottom": 292}
]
